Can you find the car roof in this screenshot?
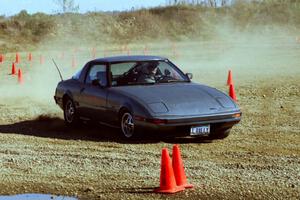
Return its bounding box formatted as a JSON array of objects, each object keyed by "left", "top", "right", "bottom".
[{"left": 91, "top": 55, "right": 167, "bottom": 63}]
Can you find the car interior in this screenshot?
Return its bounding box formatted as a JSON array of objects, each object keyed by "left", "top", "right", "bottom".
[{"left": 111, "top": 61, "right": 184, "bottom": 86}]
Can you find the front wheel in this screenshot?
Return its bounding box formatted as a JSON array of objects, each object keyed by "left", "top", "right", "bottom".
[
  {"left": 120, "top": 112, "right": 136, "bottom": 139},
  {"left": 63, "top": 98, "right": 79, "bottom": 127}
]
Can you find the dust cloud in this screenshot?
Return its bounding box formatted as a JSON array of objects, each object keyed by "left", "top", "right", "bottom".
[{"left": 0, "top": 20, "right": 299, "bottom": 122}]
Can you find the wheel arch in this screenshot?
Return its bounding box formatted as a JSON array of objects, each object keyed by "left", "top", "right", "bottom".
[
  {"left": 117, "top": 100, "right": 152, "bottom": 123},
  {"left": 118, "top": 105, "right": 132, "bottom": 123},
  {"left": 62, "top": 91, "right": 74, "bottom": 108}
]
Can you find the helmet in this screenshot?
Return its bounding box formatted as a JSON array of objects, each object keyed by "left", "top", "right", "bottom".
[{"left": 147, "top": 61, "right": 159, "bottom": 71}]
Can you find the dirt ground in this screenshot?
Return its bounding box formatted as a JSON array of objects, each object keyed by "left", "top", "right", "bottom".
[{"left": 0, "top": 38, "right": 299, "bottom": 199}]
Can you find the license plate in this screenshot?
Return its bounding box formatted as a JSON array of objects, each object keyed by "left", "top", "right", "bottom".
[{"left": 190, "top": 125, "right": 210, "bottom": 136}]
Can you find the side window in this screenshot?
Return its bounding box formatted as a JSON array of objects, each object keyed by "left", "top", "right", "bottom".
[{"left": 86, "top": 64, "right": 107, "bottom": 86}]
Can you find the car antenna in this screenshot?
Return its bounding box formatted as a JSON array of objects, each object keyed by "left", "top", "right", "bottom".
[{"left": 52, "top": 58, "right": 64, "bottom": 81}]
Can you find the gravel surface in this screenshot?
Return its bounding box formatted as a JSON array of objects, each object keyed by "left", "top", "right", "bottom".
[{"left": 0, "top": 41, "right": 299, "bottom": 199}]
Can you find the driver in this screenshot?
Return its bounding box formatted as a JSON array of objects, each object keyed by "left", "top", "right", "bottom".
[{"left": 137, "top": 61, "right": 159, "bottom": 83}]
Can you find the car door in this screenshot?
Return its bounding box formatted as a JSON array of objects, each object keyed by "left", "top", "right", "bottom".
[{"left": 79, "top": 63, "right": 109, "bottom": 122}]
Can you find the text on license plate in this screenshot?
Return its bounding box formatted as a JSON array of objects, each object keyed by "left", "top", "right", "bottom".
[{"left": 190, "top": 125, "right": 210, "bottom": 136}]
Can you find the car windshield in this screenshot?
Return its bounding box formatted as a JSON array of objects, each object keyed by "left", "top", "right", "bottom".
[{"left": 110, "top": 60, "right": 188, "bottom": 86}]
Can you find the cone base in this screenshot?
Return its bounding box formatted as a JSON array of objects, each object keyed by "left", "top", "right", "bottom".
[
  {"left": 182, "top": 183, "right": 194, "bottom": 189},
  {"left": 154, "top": 185, "right": 185, "bottom": 194}
]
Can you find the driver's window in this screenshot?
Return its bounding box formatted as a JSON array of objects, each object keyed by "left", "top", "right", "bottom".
[{"left": 86, "top": 64, "right": 107, "bottom": 86}]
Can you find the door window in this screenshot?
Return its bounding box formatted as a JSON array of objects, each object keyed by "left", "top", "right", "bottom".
[{"left": 86, "top": 64, "right": 107, "bottom": 86}]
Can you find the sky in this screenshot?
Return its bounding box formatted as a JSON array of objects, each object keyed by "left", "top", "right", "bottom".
[{"left": 0, "top": 0, "right": 167, "bottom": 16}]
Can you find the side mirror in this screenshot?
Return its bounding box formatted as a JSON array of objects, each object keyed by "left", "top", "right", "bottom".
[{"left": 186, "top": 73, "right": 193, "bottom": 80}]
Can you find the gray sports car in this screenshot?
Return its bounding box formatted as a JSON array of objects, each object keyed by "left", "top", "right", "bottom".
[{"left": 54, "top": 55, "right": 241, "bottom": 139}]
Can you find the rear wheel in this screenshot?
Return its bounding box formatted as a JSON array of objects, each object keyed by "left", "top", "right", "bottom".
[
  {"left": 63, "top": 98, "right": 79, "bottom": 127},
  {"left": 120, "top": 111, "right": 136, "bottom": 139}
]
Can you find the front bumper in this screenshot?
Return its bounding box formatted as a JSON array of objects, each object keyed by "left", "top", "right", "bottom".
[{"left": 134, "top": 112, "right": 241, "bottom": 136}]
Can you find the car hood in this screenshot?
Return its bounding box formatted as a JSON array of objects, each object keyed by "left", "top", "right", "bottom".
[{"left": 112, "top": 83, "right": 239, "bottom": 116}]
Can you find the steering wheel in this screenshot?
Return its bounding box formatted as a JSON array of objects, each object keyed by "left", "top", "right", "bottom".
[
  {"left": 155, "top": 74, "right": 163, "bottom": 82},
  {"left": 155, "top": 75, "right": 174, "bottom": 82}
]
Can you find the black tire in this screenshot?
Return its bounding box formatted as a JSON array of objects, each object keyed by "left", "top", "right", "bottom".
[
  {"left": 209, "top": 129, "right": 231, "bottom": 140},
  {"left": 63, "top": 98, "right": 79, "bottom": 127},
  {"left": 120, "top": 111, "right": 136, "bottom": 139}
]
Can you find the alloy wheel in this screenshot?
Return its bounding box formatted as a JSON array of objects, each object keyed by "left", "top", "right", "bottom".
[
  {"left": 65, "top": 100, "right": 75, "bottom": 123},
  {"left": 121, "top": 112, "right": 135, "bottom": 138}
]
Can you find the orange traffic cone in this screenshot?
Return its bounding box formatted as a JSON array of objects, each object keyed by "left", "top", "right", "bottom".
[
  {"left": 227, "top": 70, "right": 233, "bottom": 86},
  {"left": 120, "top": 45, "right": 125, "bottom": 54},
  {"left": 171, "top": 43, "right": 180, "bottom": 58},
  {"left": 155, "top": 148, "right": 185, "bottom": 194},
  {"left": 229, "top": 84, "right": 237, "bottom": 101},
  {"left": 28, "top": 53, "right": 32, "bottom": 61},
  {"left": 18, "top": 69, "right": 23, "bottom": 84},
  {"left": 92, "top": 47, "right": 96, "bottom": 59},
  {"left": 11, "top": 62, "right": 16, "bottom": 75},
  {"left": 40, "top": 55, "right": 44, "bottom": 65},
  {"left": 16, "top": 52, "right": 20, "bottom": 63},
  {"left": 125, "top": 45, "right": 130, "bottom": 56},
  {"left": 171, "top": 42, "right": 176, "bottom": 52},
  {"left": 143, "top": 46, "right": 148, "bottom": 55},
  {"left": 0, "top": 54, "right": 3, "bottom": 63},
  {"left": 172, "top": 145, "right": 194, "bottom": 189},
  {"left": 74, "top": 47, "right": 80, "bottom": 54},
  {"left": 60, "top": 52, "right": 65, "bottom": 59}
]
